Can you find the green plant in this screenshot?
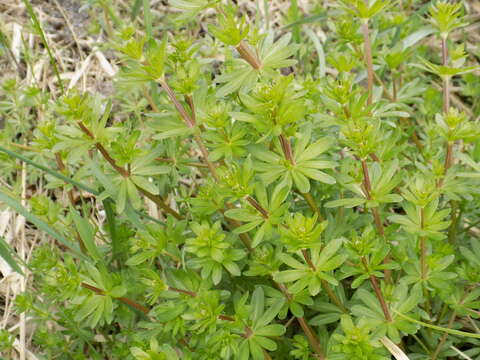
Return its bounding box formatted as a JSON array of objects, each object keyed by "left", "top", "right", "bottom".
[{"left": 1, "top": 0, "right": 480, "bottom": 359}]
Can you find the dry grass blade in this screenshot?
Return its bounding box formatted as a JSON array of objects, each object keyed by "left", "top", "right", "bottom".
[
  {"left": 380, "top": 337, "right": 410, "bottom": 360},
  {"left": 450, "top": 346, "right": 473, "bottom": 360}
]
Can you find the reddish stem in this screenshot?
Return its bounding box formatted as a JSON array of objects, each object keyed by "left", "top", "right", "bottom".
[
  {"left": 297, "top": 316, "right": 326, "bottom": 360},
  {"left": 246, "top": 195, "right": 269, "bottom": 219},
  {"left": 158, "top": 80, "right": 195, "bottom": 128},
  {"left": 77, "top": 120, "right": 183, "bottom": 219},
  {"left": 168, "top": 286, "right": 198, "bottom": 297},
  {"left": 444, "top": 141, "right": 454, "bottom": 174},
  {"left": 78, "top": 121, "right": 129, "bottom": 177},
  {"left": 81, "top": 282, "right": 150, "bottom": 314},
  {"left": 301, "top": 249, "right": 316, "bottom": 270},
  {"left": 275, "top": 282, "right": 325, "bottom": 358},
  {"left": 235, "top": 41, "right": 262, "bottom": 70},
  {"left": 137, "top": 188, "right": 183, "bottom": 220},
  {"left": 361, "top": 258, "right": 392, "bottom": 321},
  {"left": 279, "top": 134, "right": 295, "bottom": 165},
  {"left": 159, "top": 80, "right": 219, "bottom": 181}
]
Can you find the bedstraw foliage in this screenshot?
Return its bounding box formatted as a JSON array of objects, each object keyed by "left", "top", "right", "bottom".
[{"left": 1, "top": 0, "right": 480, "bottom": 359}]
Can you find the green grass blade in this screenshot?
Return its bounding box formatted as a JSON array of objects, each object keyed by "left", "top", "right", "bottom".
[
  {"left": 0, "top": 29, "right": 21, "bottom": 71},
  {"left": 143, "top": 0, "right": 153, "bottom": 40},
  {"left": 282, "top": 13, "right": 326, "bottom": 30},
  {"left": 131, "top": 0, "right": 143, "bottom": 20},
  {"left": 22, "top": 0, "right": 65, "bottom": 95},
  {"left": 0, "top": 190, "right": 86, "bottom": 260},
  {"left": 0, "top": 146, "right": 164, "bottom": 229},
  {"left": 0, "top": 236, "right": 24, "bottom": 275},
  {"left": 102, "top": 198, "right": 119, "bottom": 260},
  {"left": 0, "top": 145, "right": 99, "bottom": 195},
  {"left": 289, "top": 0, "right": 300, "bottom": 43},
  {"left": 394, "top": 311, "right": 480, "bottom": 339},
  {"left": 305, "top": 28, "right": 326, "bottom": 78}
]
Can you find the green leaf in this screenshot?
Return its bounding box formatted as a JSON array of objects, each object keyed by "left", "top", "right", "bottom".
[
  {"left": 292, "top": 171, "right": 310, "bottom": 193},
  {"left": 298, "top": 168, "right": 336, "bottom": 184},
  {"left": 0, "top": 236, "right": 24, "bottom": 275},
  {"left": 273, "top": 269, "right": 308, "bottom": 283},
  {"left": 319, "top": 254, "right": 348, "bottom": 271},
  {"left": 143, "top": 0, "right": 152, "bottom": 39},
  {"left": 316, "top": 238, "right": 343, "bottom": 267},
  {"left": 296, "top": 137, "right": 333, "bottom": 163},
  {"left": 356, "top": 288, "right": 383, "bottom": 316},
  {"left": 310, "top": 313, "right": 341, "bottom": 326},
  {"left": 225, "top": 209, "right": 261, "bottom": 222},
  {"left": 254, "top": 335, "right": 277, "bottom": 352},
  {"left": 325, "top": 198, "right": 366, "bottom": 208},
  {"left": 401, "top": 26, "right": 436, "bottom": 50},
  {"left": 251, "top": 287, "right": 265, "bottom": 323},
  {"left": 255, "top": 324, "right": 285, "bottom": 337},
  {"left": 256, "top": 298, "right": 285, "bottom": 328}
]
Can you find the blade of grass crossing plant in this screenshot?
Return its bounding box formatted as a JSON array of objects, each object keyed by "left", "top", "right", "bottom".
[
  {"left": 124, "top": 203, "right": 148, "bottom": 231},
  {"left": 131, "top": 0, "right": 143, "bottom": 20},
  {"left": 22, "top": 0, "right": 65, "bottom": 94},
  {"left": 262, "top": 0, "right": 270, "bottom": 31},
  {"left": 103, "top": 199, "right": 119, "bottom": 260},
  {"left": 135, "top": 210, "right": 165, "bottom": 226},
  {"left": 394, "top": 311, "right": 480, "bottom": 339},
  {"left": 305, "top": 28, "right": 326, "bottom": 78},
  {"left": 70, "top": 206, "right": 101, "bottom": 261},
  {"left": 143, "top": 0, "right": 153, "bottom": 40},
  {"left": 90, "top": 159, "right": 165, "bottom": 226},
  {"left": 282, "top": 13, "right": 326, "bottom": 30},
  {"left": 0, "top": 190, "right": 86, "bottom": 260},
  {"left": 0, "top": 236, "right": 24, "bottom": 275},
  {"left": 290, "top": 0, "right": 300, "bottom": 43},
  {"left": 0, "top": 29, "right": 21, "bottom": 71},
  {"left": 0, "top": 145, "right": 99, "bottom": 195},
  {"left": 0, "top": 146, "right": 164, "bottom": 228}
]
